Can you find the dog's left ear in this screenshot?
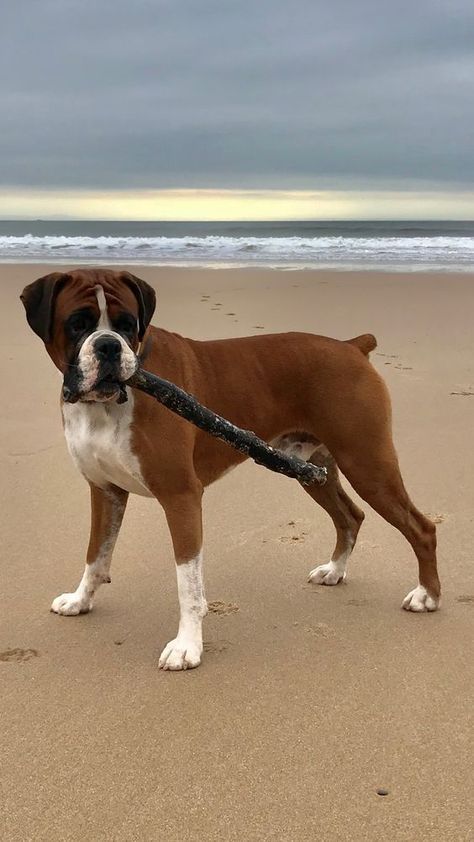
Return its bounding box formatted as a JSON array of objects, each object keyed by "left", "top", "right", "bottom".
[
  {"left": 122, "top": 273, "right": 156, "bottom": 340},
  {"left": 20, "top": 272, "right": 69, "bottom": 343}
]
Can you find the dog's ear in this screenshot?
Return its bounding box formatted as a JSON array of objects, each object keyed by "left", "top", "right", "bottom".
[
  {"left": 20, "top": 272, "right": 69, "bottom": 343},
  {"left": 122, "top": 273, "right": 156, "bottom": 340}
]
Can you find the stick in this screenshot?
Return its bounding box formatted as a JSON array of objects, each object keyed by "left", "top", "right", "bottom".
[{"left": 127, "top": 369, "right": 327, "bottom": 486}]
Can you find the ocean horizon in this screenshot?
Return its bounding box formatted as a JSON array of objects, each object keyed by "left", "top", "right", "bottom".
[{"left": 1, "top": 219, "right": 473, "bottom": 271}]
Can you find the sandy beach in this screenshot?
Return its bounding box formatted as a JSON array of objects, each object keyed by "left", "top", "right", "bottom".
[{"left": 2, "top": 264, "right": 474, "bottom": 841}]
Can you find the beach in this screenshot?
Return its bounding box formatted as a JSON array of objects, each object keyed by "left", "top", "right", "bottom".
[{"left": 2, "top": 264, "right": 474, "bottom": 840}]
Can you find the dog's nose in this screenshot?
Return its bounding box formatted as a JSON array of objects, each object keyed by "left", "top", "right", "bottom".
[{"left": 95, "top": 335, "right": 121, "bottom": 362}]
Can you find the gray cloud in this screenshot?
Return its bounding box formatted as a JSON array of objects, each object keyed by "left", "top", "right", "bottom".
[{"left": 1, "top": 0, "right": 473, "bottom": 190}]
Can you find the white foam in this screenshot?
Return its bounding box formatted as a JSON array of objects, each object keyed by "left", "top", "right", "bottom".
[{"left": 2, "top": 234, "right": 474, "bottom": 270}]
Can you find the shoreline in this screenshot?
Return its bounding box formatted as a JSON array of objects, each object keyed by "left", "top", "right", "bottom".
[{"left": 2, "top": 259, "right": 474, "bottom": 273}]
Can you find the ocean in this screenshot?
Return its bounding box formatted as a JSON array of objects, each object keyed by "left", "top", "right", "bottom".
[{"left": 0, "top": 219, "right": 473, "bottom": 271}]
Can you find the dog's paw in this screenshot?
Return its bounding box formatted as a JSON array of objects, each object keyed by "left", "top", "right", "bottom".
[
  {"left": 402, "top": 585, "right": 439, "bottom": 612},
  {"left": 158, "top": 637, "right": 202, "bottom": 671},
  {"left": 308, "top": 561, "right": 346, "bottom": 586},
  {"left": 51, "top": 592, "right": 92, "bottom": 616}
]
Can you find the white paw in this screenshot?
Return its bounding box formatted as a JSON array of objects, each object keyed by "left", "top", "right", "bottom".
[
  {"left": 51, "top": 592, "right": 92, "bottom": 616},
  {"left": 158, "top": 637, "right": 202, "bottom": 671},
  {"left": 402, "top": 585, "right": 439, "bottom": 612},
  {"left": 308, "top": 562, "right": 346, "bottom": 586}
]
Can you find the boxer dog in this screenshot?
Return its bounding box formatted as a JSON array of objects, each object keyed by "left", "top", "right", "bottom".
[{"left": 21, "top": 268, "right": 440, "bottom": 670}]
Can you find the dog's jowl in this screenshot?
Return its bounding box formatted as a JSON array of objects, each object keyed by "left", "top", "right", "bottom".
[{"left": 21, "top": 268, "right": 440, "bottom": 670}]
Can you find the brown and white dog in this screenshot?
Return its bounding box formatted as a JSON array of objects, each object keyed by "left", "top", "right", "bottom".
[{"left": 21, "top": 267, "right": 440, "bottom": 670}]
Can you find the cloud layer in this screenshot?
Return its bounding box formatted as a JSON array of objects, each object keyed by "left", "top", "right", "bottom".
[{"left": 1, "top": 0, "right": 473, "bottom": 192}]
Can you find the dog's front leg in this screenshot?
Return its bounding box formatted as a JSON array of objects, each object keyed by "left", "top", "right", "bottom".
[
  {"left": 158, "top": 487, "right": 207, "bottom": 671},
  {"left": 51, "top": 483, "right": 128, "bottom": 615}
]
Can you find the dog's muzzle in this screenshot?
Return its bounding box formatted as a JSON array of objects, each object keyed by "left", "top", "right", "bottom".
[{"left": 62, "top": 331, "right": 137, "bottom": 404}]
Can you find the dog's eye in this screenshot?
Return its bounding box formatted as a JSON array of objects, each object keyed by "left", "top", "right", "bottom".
[
  {"left": 67, "top": 312, "right": 95, "bottom": 338},
  {"left": 114, "top": 314, "right": 137, "bottom": 336}
]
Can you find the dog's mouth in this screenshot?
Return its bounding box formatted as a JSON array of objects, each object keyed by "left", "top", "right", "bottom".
[
  {"left": 84, "top": 379, "right": 122, "bottom": 402},
  {"left": 63, "top": 378, "right": 129, "bottom": 404},
  {"left": 62, "top": 344, "right": 138, "bottom": 406}
]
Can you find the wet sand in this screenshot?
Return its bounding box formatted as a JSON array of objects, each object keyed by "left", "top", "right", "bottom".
[{"left": 2, "top": 265, "right": 474, "bottom": 840}]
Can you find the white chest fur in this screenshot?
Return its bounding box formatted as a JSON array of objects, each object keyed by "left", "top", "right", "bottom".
[{"left": 62, "top": 390, "right": 153, "bottom": 497}]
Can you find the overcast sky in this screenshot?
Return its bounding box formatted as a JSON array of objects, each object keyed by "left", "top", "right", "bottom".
[{"left": 1, "top": 0, "right": 473, "bottom": 216}]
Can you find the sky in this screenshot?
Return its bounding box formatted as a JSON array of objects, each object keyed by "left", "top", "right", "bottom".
[{"left": 1, "top": 0, "right": 473, "bottom": 220}]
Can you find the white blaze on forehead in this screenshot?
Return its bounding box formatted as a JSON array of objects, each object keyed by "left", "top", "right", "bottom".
[{"left": 95, "top": 285, "right": 111, "bottom": 329}]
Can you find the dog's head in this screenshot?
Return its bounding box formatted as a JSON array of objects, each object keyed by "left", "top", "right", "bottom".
[{"left": 21, "top": 268, "right": 156, "bottom": 403}]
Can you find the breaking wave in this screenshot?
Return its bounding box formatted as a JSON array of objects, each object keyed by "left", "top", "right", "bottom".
[{"left": 1, "top": 233, "right": 474, "bottom": 270}]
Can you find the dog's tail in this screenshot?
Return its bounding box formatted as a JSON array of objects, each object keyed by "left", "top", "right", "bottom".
[{"left": 346, "top": 333, "right": 377, "bottom": 357}]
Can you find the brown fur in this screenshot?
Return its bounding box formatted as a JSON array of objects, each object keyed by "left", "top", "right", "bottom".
[{"left": 135, "top": 326, "right": 439, "bottom": 601}]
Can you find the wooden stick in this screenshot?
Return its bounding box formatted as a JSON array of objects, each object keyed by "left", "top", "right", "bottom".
[{"left": 127, "top": 369, "right": 327, "bottom": 487}]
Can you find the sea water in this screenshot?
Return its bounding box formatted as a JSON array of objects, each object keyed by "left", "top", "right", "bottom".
[{"left": 1, "top": 219, "right": 473, "bottom": 270}]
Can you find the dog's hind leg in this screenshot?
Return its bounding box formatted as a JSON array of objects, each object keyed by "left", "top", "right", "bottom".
[
  {"left": 305, "top": 356, "right": 439, "bottom": 611},
  {"left": 304, "top": 445, "right": 365, "bottom": 586},
  {"left": 51, "top": 482, "right": 128, "bottom": 615},
  {"left": 338, "top": 445, "right": 440, "bottom": 611}
]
